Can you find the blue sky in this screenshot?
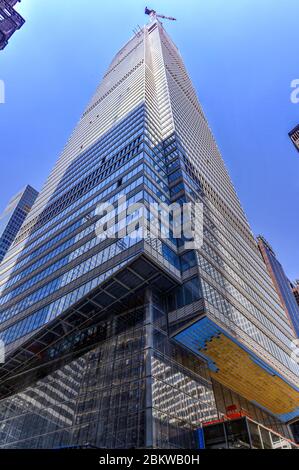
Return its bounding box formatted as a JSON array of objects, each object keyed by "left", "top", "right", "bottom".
[{"left": 0, "top": 0, "right": 298, "bottom": 279}]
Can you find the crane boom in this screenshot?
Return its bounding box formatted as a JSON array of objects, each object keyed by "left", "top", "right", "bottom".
[
  {"left": 145, "top": 6, "right": 177, "bottom": 22},
  {"left": 156, "top": 14, "right": 177, "bottom": 21}
]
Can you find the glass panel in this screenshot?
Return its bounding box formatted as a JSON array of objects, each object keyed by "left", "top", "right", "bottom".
[
  {"left": 225, "top": 418, "right": 250, "bottom": 449},
  {"left": 203, "top": 423, "right": 227, "bottom": 449},
  {"left": 248, "top": 420, "right": 263, "bottom": 448},
  {"left": 260, "top": 426, "right": 273, "bottom": 449}
]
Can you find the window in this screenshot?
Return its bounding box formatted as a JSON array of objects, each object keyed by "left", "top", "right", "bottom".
[{"left": 167, "top": 277, "right": 201, "bottom": 311}]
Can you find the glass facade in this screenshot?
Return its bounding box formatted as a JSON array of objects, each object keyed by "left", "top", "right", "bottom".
[
  {"left": 0, "top": 185, "right": 38, "bottom": 263},
  {"left": 0, "top": 19, "right": 298, "bottom": 448},
  {"left": 0, "top": 294, "right": 218, "bottom": 449},
  {"left": 202, "top": 416, "right": 298, "bottom": 449}
]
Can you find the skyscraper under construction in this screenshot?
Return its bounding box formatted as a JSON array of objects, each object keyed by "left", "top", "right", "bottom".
[{"left": 0, "top": 15, "right": 298, "bottom": 449}]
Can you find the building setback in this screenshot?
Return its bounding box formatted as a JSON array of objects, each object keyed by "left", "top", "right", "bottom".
[
  {"left": 0, "top": 0, "right": 24, "bottom": 50},
  {"left": 0, "top": 17, "right": 298, "bottom": 449},
  {"left": 0, "top": 185, "right": 38, "bottom": 263}
]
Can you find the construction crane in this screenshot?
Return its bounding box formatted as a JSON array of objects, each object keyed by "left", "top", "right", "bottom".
[{"left": 145, "top": 6, "right": 177, "bottom": 22}]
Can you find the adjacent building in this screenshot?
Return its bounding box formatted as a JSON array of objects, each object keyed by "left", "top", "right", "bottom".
[
  {"left": 289, "top": 125, "right": 299, "bottom": 152},
  {"left": 0, "top": 185, "right": 38, "bottom": 263},
  {"left": 0, "top": 0, "right": 25, "bottom": 50},
  {"left": 257, "top": 236, "right": 299, "bottom": 338},
  {"left": 0, "top": 17, "right": 298, "bottom": 449},
  {"left": 292, "top": 281, "right": 299, "bottom": 308}
]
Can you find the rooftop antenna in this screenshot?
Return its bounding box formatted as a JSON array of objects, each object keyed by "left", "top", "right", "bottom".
[{"left": 145, "top": 6, "right": 177, "bottom": 22}]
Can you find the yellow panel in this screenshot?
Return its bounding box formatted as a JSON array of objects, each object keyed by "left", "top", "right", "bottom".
[{"left": 202, "top": 335, "right": 299, "bottom": 415}]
